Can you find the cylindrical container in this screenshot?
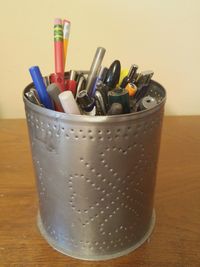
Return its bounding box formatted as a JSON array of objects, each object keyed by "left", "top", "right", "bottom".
[{"left": 23, "top": 80, "right": 166, "bottom": 261}]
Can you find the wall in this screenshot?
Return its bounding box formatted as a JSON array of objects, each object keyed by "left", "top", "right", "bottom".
[{"left": 0, "top": 0, "right": 199, "bottom": 118}]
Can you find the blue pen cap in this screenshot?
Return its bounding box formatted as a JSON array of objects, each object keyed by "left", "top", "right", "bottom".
[{"left": 29, "top": 66, "right": 54, "bottom": 110}]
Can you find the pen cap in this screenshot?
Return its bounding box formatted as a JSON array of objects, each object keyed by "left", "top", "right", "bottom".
[
  {"left": 59, "top": 91, "right": 81, "bottom": 115},
  {"left": 77, "top": 90, "right": 95, "bottom": 112}
]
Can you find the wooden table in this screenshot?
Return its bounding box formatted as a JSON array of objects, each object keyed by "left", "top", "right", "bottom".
[{"left": 0, "top": 117, "right": 200, "bottom": 266}]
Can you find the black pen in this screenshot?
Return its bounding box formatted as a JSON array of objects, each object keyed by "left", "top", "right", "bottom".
[{"left": 120, "top": 64, "right": 138, "bottom": 88}]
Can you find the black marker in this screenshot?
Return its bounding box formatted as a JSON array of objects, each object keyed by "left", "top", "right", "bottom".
[{"left": 105, "top": 60, "right": 121, "bottom": 90}]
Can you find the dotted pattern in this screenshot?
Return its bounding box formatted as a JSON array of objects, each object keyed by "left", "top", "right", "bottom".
[{"left": 25, "top": 83, "right": 165, "bottom": 256}]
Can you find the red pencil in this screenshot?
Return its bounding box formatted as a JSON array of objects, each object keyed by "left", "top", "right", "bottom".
[{"left": 54, "top": 18, "right": 65, "bottom": 91}]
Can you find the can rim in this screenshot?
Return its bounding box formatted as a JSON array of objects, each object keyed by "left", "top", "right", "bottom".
[{"left": 23, "top": 80, "right": 166, "bottom": 123}]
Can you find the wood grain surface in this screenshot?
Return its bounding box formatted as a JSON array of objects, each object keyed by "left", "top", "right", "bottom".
[{"left": 0, "top": 116, "right": 200, "bottom": 267}]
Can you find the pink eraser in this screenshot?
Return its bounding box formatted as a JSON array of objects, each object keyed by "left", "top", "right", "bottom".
[{"left": 54, "top": 18, "right": 62, "bottom": 25}]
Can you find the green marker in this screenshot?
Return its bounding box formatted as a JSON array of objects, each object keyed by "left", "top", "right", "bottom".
[{"left": 108, "top": 88, "right": 130, "bottom": 114}]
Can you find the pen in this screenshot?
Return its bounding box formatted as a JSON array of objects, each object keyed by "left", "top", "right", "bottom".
[
  {"left": 75, "top": 75, "right": 86, "bottom": 100},
  {"left": 54, "top": 18, "right": 65, "bottom": 91},
  {"left": 120, "top": 64, "right": 138, "bottom": 88},
  {"left": 29, "top": 66, "right": 54, "bottom": 109},
  {"left": 95, "top": 89, "right": 107, "bottom": 115},
  {"left": 29, "top": 88, "right": 40, "bottom": 100},
  {"left": 25, "top": 91, "right": 43, "bottom": 107},
  {"left": 118, "top": 69, "right": 128, "bottom": 87},
  {"left": 86, "top": 47, "right": 106, "bottom": 96},
  {"left": 134, "top": 70, "right": 154, "bottom": 102},
  {"left": 46, "top": 83, "right": 64, "bottom": 112},
  {"left": 89, "top": 66, "right": 108, "bottom": 97},
  {"left": 63, "top": 19, "right": 71, "bottom": 70},
  {"left": 65, "top": 70, "right": 77, "bottom": 96}
]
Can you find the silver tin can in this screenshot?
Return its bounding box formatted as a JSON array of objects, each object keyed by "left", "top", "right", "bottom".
[{"left": 23, "top": 80, "right": 166, "bottom": 260}]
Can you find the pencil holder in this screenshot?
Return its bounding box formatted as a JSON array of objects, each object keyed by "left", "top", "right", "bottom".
[{"left": 23, "top": 80, "right": 166, "bottom": 261}]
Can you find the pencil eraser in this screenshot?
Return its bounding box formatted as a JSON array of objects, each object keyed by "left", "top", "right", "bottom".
[{"left": 54, "top": 18, "right": 62, "bottom": 25}]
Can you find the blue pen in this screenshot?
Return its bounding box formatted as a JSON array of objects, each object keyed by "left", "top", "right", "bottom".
[
  {"left": 29, "top": 66, "right": 54, "bottom": 110},
  {"left": 89, "top": 67, "right": 108, "bottom": 97}
]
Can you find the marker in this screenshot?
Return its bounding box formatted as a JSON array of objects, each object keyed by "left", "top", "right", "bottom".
[
  {"left": 137, "top": 96, "right": 157, "bottom": 111},
  {"left": 59, "top": 91, "right": 81, "bottom": 115},
  {"left": 49, "top": 73, "right": 65, "bottom": 91},
  {"left": 46, "top": 83, "right": 64, "bottom": 112},
  {"left": 63, "top": 19, "right": 71, "bottom": 69},
  {"left": 108, "top": 87, "right": 130, "bottom": 114},
  {"left": 29, "top": 66, "right": 54, "bottom": 109},
  {"left": 107, "top": 103, "right": 123, "bottom": 115},
  {"left": 105, "top": 60, "right": 121, "bottom": 90},
  {"left": 86, "top": 47, "right": 106, "bottom": 95},
  {"left": 54, "top": 18, "right": 65, "bottom": 91}
]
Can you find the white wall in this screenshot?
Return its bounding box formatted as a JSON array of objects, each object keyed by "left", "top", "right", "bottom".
[{"left": 0, "top": 0, "right": 199, "bottom": 118}]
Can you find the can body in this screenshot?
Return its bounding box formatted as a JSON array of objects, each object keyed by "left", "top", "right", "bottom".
[{"left": 23, "top": 80, "right": 166, "bottom": 260}]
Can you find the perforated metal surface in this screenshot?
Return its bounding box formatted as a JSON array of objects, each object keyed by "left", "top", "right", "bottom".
[{"left": 23, "top": 80, "right": 166, "bottom": 260}]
